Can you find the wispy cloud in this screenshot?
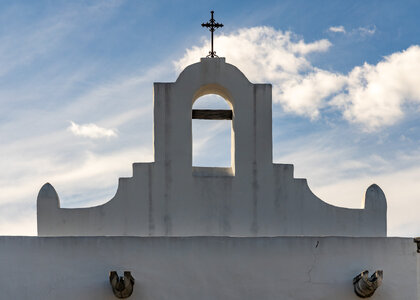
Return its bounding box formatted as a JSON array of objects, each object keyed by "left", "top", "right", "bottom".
[
  {"left": 0, "top": 23, "right": 170, "bottom": 235},
  {"left": 68, "top": 121, "right": 117, "bottom": 139},
  {"left": 0, "top": 2, "right": 122, "bottom": 79},
  {"left": 358, "top": 25, "right": 376, "bottom": 36},
  {"left": 328, "top": 25, "right": 346, "bottom": 33},
  {"left": 328, "top": 25, "right": 375, "bottom": 36},
  {"left": 192, "top": 120, "right": 231, "bottom": 167},
  {"left": 0, "top": 145, "right": 153, "bottom": 235},
  {"left": 273, "top": 129, "right": 420, "bottom": 237}
]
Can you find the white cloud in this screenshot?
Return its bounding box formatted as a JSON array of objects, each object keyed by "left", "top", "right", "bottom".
[
  {"left": 279, "top": 69, "right": 346, "bottom": 119},
  {"left": 68, "top": 121, "right": 117, "bottom": 139},
  {"left": 332, "top": 45, "right": 420, "bottom": 130},
  {"left": 176, "top": 27, "right": 420, "bottom": 131},
  {"left": 175, "top": 26, "right": 331, "bottom": 78},
  {"left": 175, "top": 26, "right": 333, "bottom": 119},
  {"left": 329, "top": 26, "right": 346, "bottom": 33}
]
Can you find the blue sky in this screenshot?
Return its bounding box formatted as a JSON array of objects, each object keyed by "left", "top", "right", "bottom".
[{"left": 0, "top": 1, "right": 419, "bottom": 236}]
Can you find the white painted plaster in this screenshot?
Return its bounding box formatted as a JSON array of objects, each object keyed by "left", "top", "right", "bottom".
[
  {"left": 0, "top": 236, "right": 417, "bottom": 300},
  {"left": 37, "top": 58, "right": 387, "bottom": 237}
]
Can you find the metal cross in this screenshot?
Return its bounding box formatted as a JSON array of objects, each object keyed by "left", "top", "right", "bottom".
[{"left": 201, "top": 11, "right": 223, "bottom": 58}]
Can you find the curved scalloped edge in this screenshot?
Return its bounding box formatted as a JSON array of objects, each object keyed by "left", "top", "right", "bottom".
[
  {"left": 364, "top": 184, "right": 387, "bottom": 211},
  {"left": 37, "top": 182, "right": 60, "bottom": 208},
  {"left": 174, "top": 57, "right": 252, "bottom": 85}
]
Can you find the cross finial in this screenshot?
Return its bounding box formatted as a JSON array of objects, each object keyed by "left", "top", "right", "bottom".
[{"left": 201, "top": 11, "right": 223, "bottom": 58}]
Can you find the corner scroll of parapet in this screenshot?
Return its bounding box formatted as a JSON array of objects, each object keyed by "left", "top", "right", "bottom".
[
  {"left": 37, "top": 182, "right": 60, "bottom": 235},
  {"left": 363, "top": 184, "right": 388, "bottom": 235},
  {"left": 364, "top": 184, "right": 387, "bottom": 211},
  {"left": 37, "top": 182, "right": 60, "bottom": 208}
]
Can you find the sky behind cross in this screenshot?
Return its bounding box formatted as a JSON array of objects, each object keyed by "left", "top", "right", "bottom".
[{"left": 0, "top": 0, "right": 419, "bottom": 236}]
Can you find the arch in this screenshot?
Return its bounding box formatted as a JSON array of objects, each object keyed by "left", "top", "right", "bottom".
[
  {"left": 192, "top": 83, "right": 234, "bottom": 108},
  {"left": 192, "top": 93, "right": 235, "bottom": 170}
]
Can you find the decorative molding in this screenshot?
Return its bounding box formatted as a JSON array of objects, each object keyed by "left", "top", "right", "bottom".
[
  {"left": 414, "top": 237, "right": 420, "bottom": 253},
  {"left": 353, "top": 270, "right": 383, "bottom": 298},
  {"left": 109, "top": 271, "right": 135, "bottom": 298}
]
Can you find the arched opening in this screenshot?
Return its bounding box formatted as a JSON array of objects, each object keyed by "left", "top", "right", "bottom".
[{"left": 192, "top": 94, "right": 233, "bottom": 169}]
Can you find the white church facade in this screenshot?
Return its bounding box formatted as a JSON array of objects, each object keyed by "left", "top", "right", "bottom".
[{"left": 1, "top": 58, "right": 419, "bottom": 299}]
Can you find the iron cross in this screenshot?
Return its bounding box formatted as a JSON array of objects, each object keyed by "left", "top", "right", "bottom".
[{"left": 201, "top": 11, "right": 223, "bottom": 58}]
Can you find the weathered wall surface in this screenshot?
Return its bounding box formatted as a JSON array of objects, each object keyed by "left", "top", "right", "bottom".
[
  {"left": 0, "top": 236, "right": 417, "bottom": 300},
  {"left": 418, "top": 251, "right": 420, "bottom": 298},
  {"left": 37, "top": 58, "right": 387, "bottom": 237}
]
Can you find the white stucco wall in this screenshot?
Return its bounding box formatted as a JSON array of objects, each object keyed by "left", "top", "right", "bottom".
[
  {"left": 0, "top": 236, "right": 417, "bottom": 300},
  {"left": 37, "top": 58, "right": 387, "bottom": 237},
  {"left": 418, "top": 251, "right": 420, "bottom": 297}
]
